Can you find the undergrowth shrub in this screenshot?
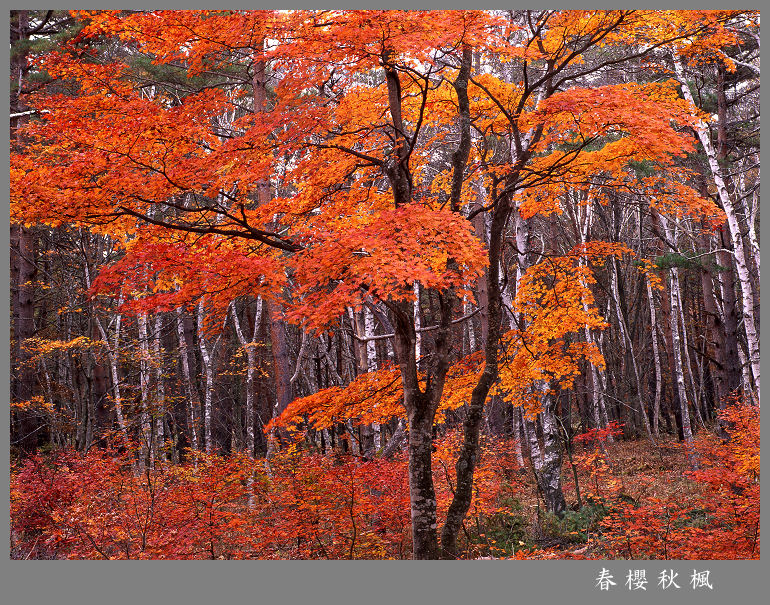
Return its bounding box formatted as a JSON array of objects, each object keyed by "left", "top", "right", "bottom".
[{"left": 600, "top": 397, "right": 759, "bottom": 559}]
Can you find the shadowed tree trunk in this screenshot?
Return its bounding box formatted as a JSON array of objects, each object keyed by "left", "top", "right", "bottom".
[{"left": 11, "top": 10, "right": 41, "bottom": 453}]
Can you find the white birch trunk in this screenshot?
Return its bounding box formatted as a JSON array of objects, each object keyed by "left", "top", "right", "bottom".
[
  {"left": 176, "top": 308, "right": 200, "bottom": 454},
  {"left": 539, "top": 388, "right": 567, "bottom": 514},
  {"left": 738, "top": 161, "right": 760, "bottom": 284},
  {"left": 231, "top": 299, "right": 262, "bottom": 509},
  {"left": 610, "top": 262, "right": 627, "bottom": 354},
  {"left": 513, "top": 206, "right": 566, "bottom": 511},
  {"left": 231, "top": 299, "right": 262, "bottom": 458},
  {"left": 746, "top": 174, "right": 760, "bottom": 282},
  {"left": 413, "top": 282, "right": 421, "bottom": 363},
  {"left": 137, "top": 312, "right": 153, "bottom": 470},
  {"left": 646, "top": 281, "right": 663, "bottom": 436},
  {"left": 511, "top": 406, "right": 526, "bottom": 467},
  {"left": 93, "top": 306, "right": 136, "bottom": 476},
  {"left": 596, "top": 303, "right": 613, "bottom": 431},
  {"left": 197, "top": 301, "right": 214, "bottom": 454},
  {"left": 515, "top": 211, "right": 546, "bottom": 473},
  {"left": 463, "top": 297, "right": 476, "bottom": 353},
  {"left": 524, "top": 416, "right": 543, "bottom": 479},
  {"left": 346, "top": 419, "right": 359, "bottom": 455},
  {"left": 153, "top": 314, "right": 166, "bottom": 460},
  {"left": 364, "top": 306, "right": 381, "bottom": 449},
  {"left": 98, "top": 310, "right": 129, "bottom": 442},
  {"left": 662, "top": 219, "right": 697, "bottom": 466},
  {"left": 677, "top": 296, "right": 705, "bottom": 428},
  {"left": 674, "top": 56, "right": 760, "bottom": 405},
  {"left": 669, "top": 265, "right": 696, "bottom": 460},
  {"left": 736, "top": 339, "right": 757, "bottom": 406}
]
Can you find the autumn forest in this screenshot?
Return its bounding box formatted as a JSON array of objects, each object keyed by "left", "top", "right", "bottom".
[{"left": 9, "top": 10, "right": 759, "bottom": 560}]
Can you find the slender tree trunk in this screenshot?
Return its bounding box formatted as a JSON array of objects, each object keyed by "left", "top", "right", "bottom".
[
  {"left": 231, "top": 299, "right": 262, "bottom": 458},
  {"left": 380, "top": 419, "right": 406, "bottom": 459},
  {"left": 698, "top": 229, "right": 730, "bottom": 410},
  {"left": 611, "top": 258, "right": 655, "bottom": 440},
  {"left": 153, "top": 314, "right": 166, "bottom": 460},
  {"left": 646, "top": 281, "right": 663, "bottom": 436},
  {"left": 232, "top": 299, "right": 262, "bottom": 508},
  {"left": 525, "top": 416, "right": 545, "bottom": 493},
  {"left": 743, "top": 171, "right": 760, "bottom": 283},
  {"left": 85, "top": 257, "right": 130, "bottom": 446},
  {"left": 176, "top": 308, "right": 200, "bottom": 453},
  {"left": 441, "top": 191, "right": 505, "bottom": 558},
  {"left": 669, "top": 266, "right": 696, "bottom": 452},
  {"left": 674, "top": 56, "right": 760, "bottom": 405},
  {"left": 252, "top": 54, "right": 294, "bottom": 461},
  {"left": 197, "top": 301, "right": 215, "bottom": 454},
  {"left": 266, "top": 300, "right": 292, "bottom": 416},
  {"left": 575, "top": 201, "right": 612, "bottom": 438},
  {"left": 91, "top": 322, "right": 110, "bottom": 447},
  {"left": 380, "top": 44, "right": 461, "bottom": 559},
  {"left": 365, "top": 307, "right": 382, "bottom": 450},
  {"left": 511, "top": 407, "right": 526, "bottom": 467},
  {"left": 677, "top": 293, "right": 705, "bottom": 428},
  {"left": 413, "top": 283, "right": 422, "bottom": 365},
  {"left": 736, "top": 336, "right": 756, "bottom": 406},
  {"left": 471, "top": 206, "right": 490, "bottom": 346},
  {"left": 514, "top": 204, "right": 569, "bottom": 514},
  {"left": 137, "top": 312, "right": 153, "bottom": 470},
  {"left": 350, "top": 308, "right": 375, "bottom": 459},
  {"left": 390, "top": 297, "right": 439, "bottom": 559},
  {"left": 662, "top": 219, "right": 697, "bottom": 467},
  {"left": 82, "top": 253, "right": 111, "bottom": 448}
]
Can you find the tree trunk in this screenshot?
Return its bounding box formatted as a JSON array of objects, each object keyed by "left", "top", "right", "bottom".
[
  {"left": 176, "top": 308, "right": 200, "bottom": 453},
  {"left": 91, "top": 320, "right": 110, "bottom": 447},
  {"left": 661, "top": 218, "right": 697, "bottom": 467},
  {"left": 407, "top": 407, "right": 440, "bottom": 559},
  {"left": 196, "top": 301, "right": 215, "bottom": 454},
  {"left": 365, "top": 307, "right": 381, "bottom": 450},
  {"left": 539, "top": 388, "right": 567, "bottom": 516},
  {"left": 677, "top": 290, "right": 705, "bottom": 428},
  {"left": 350, "top": 308, "right": 376, "bottom": 459},
  {"left": 645, "top": 280, "right": 663, "bottom": 436},
  {"left": 252, "top": 53, "right": 294, "bottom": 459},
  {"left": 611, "top": 258, "right": 655, "bottom": 440},
  {"left": 137, "top": 312, "right": 154, "bottom": 470},
  {"left": 153, "top": 314, "right": 166, "bottom": 460},
  {"left": 231, "top": 299, "right": 262, "bottom": 458},
  {"left": 715, "top": 246, "right": 743, "bottom": 401},
  {"left": 674, "top": 55, "right": 760, "bottom": 405},
  {"left": 441, "top": 192, "right": 505, "bottom": 558},
  {"left": 10, "top": 18, "right": 38, "bottom": 447},
  {"left": 511, "top": 407, "right": 526, "bottom": 466},
  {"left": 266, "top": 299, "right": 292, "bottom": 420},
  {"left": 576, "top": 201, "right": 612, "bottom": 437}
]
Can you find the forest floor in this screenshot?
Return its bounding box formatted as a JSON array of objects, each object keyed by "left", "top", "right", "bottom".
[
  {"left": 10, "top": 403, "right": 759, "bottom": 560},
  {"left": 494, "top": 436, "right": 706, "bottom": 559}
]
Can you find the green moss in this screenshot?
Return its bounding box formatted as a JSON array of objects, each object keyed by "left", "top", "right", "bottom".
[{"left": 540, "top": 498, "right": 610, "bottom": 544}]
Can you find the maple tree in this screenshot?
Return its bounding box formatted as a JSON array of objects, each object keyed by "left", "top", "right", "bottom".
[{"left": 10, "top": 10, "right": 759, "bottom": 560}]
